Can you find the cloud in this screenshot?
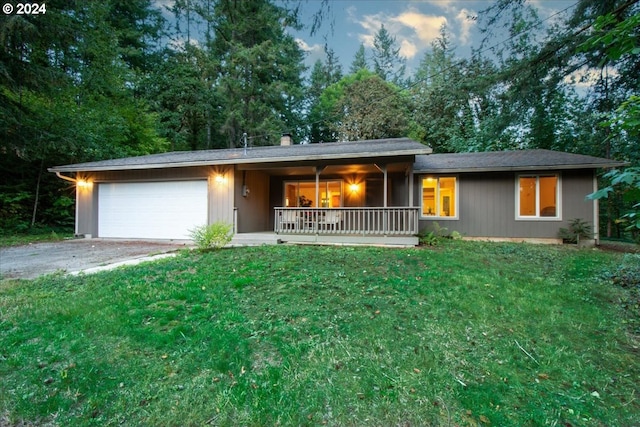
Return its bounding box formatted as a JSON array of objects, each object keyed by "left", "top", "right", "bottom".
[
  {"left": 296, "top": 38, "right": 325, "bottom": 66},
  {"left": 348, "top": 9, "right": 444, "bottom": 59},
  {"left": 296, "top": 38, "right": 321, "bottom": 53},
  {"left": 392, "top": 9, "right": 447, "bottom": 44},
  {"left": 347, "top": 8, "right": 386, "bottom": 48},
  {"left": 413, "top": 2, "right": 479, "bottom": 47},
  {"left": 455, "top": 8, "right": 475, "bottom": 45},
  {"left": 400, "top": 39, "right": 418, "bottom": 59}
]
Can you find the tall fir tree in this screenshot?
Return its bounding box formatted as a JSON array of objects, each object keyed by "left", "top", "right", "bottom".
[
  {"left": 307, "top": 46, "right": 343, "bottom": 142},
  {"left": 350, "top": 43, "right": 369, "bottom": 74},
  {"left": 209, "top": 0, "right": 306, "bottom": 147},
  {"left": 372, "top": 24, "right": 406, "bottom": 85}
]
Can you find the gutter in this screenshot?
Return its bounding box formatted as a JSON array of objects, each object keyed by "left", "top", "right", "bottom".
[
  {"left": 413, "top": 163, "right": 629, "bottom": 174},
  {"left": 48, "top": 148, "right": 432, "bottom": 173},
  {"left": 55, "top": 171, "right": 77, "bottom": 182}
]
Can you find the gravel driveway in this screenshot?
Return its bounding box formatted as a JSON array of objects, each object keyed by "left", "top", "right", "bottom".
[{"left": 0, "top": 239, "right": 191, "bottom": 280}]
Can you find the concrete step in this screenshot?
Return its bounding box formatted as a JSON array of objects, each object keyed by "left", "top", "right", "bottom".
[{"left": 230, "top": 233, "right": 280, "bottom": 246}]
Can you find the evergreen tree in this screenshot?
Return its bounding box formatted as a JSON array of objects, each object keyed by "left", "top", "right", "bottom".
[
  {"left": 411, "top": 26, "right": 472, "bottom": 153},
  {"left": 350, "top": 43, "right": 369, "bottom": 74},
  {"left": 372, "top": 24, "right": 406, "bottom": 85},
  {"left": 0, "top": 1, "right": 167, "bottom": 231},
  {"left": 209, "top": 0, "right": 306, "bottom": 148},
  {"left": 307, "top": 46, "right": 343, "bottom": 142}
]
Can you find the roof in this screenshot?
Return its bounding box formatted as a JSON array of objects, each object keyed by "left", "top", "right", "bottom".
[
  {"left": 49, "top": 138, "right": 432, "bottom": 173},
  {"left": 414, "top": 149, "right": 627, "bottom": 173}
]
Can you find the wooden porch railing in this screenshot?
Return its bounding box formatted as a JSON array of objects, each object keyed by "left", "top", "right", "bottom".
[{"left": 274, "top": 207, "right": 419, "bottom": 236}]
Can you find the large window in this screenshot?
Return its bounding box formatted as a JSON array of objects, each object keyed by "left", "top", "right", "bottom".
[
  {"left": 284, "top": 181, "right": 343, "bottom": 208},
  {"left": 421, "top": 176, "right": 457, "bottom": 218},
  {"left": 517, "top": 174, "right": 559, "bottom": 219}
]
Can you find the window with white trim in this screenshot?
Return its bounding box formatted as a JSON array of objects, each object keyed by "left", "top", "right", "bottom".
[
  {"left": 517, "top": 174, "right": 560, "bottom": 219},
  {"left": 421, "top": 176, "right": 457, "bottom": 218},
  {"left": 284, "top": 180, "right": 343, "bottom": 208}
]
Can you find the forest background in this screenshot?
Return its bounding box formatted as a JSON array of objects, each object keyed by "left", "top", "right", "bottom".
[{"left": 0, "top": 0, "right": 638, "bottom": 240}]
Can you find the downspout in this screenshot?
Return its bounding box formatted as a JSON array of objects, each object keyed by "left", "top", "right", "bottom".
[
  {"left": 54, "top": 172, "right": 80, "bottom": 236},
  {"left": 55, "top": 171, "right": 77, "bottom": 183}
]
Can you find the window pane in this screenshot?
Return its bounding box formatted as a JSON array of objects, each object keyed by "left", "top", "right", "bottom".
[
  {"left": 519, "top": 177, "right": 536, "bottom": 216},
  {"left": 439, "top": 177, "right": 456, "bottom": 217},
  {"left": 539, "top": 176, "right": 557, "bottom": 216},
  {"left": 298, "top": 182, "right": 315, "bottom": 207},
  {"left": 284, "top": 181, "right": 343, "bottom": 207},
  {"left": 422, "top": 178, "right": 436, "bottom": 216},
  {"left": 284, "top": 183, "right": 297, "bottom": 207},
  {"left": 327, "top": 181, "right": 342, "bottom": 208}
]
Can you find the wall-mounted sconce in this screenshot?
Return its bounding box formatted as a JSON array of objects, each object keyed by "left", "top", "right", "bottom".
[
  {"left": 55, "top": 172, "right": 92, "bottom": 188},
  {"left": 214, "top": 174, "right": 227, "bottom": 185},
  {"left": 349, "top": 183, "right": 359, "bottom": 193},
  {"left": 76, "top": 179, "right": 92, "bottom": 188},
  {"left": 242, "top": 184, "right": 250, "bottom": 197}
]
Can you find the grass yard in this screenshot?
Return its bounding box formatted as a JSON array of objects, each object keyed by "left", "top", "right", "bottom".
[
  {"left": 0, "top": 228, "right": 73, "bottom": 247},
  {"left": 1, "top": 242, "right": 639, "bottom": 426}
]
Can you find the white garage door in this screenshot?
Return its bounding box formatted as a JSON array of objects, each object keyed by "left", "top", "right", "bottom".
[{"left": 98, "top": 180, "right": 208, "bottom": 239}]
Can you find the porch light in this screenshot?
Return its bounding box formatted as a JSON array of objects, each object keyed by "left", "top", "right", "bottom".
[
  {"left": 349, "top": 183, "right": 359, "bottom": 193},
  {"left": 214, "top": 174, "right": 227, "bottom": 185},
  {"left": 55, "top": 172, "right": 92, "bottom": 188}
]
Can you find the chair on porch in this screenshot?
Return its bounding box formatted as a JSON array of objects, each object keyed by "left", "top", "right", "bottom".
[
  {"left": 280, "top": 209, "right": 299, "bottom": 231},
  {"left": 318, "top": 210, "right": 341, "bottom": 231}
]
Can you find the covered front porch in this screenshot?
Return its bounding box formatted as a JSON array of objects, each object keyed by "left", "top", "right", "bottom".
[
  {"left": 274, "top": 207, "right": 419, "bottom": 236},
  {"left": 233, "top": 156, "right": 420, "bottom": 246}
]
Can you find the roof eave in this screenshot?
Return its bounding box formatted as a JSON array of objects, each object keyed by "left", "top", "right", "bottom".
[
  {"left": 413, "top": 163, "right": 627, "bottom": 174},
  {"left": 49, "top": 148, "right": 432, "bottom": 173}
]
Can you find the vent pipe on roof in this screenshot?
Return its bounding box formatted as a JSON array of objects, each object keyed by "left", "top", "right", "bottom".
[
  {"left": 280, "top": 133, "right": 292, "bottom": 146},
  {"left": 243, "top": 132, "right": 247, "bottom": 155}
]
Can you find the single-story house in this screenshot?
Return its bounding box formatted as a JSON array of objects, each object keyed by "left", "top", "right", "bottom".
[{"left": 49, "top": 136, "right": 626, "bottom": 246}]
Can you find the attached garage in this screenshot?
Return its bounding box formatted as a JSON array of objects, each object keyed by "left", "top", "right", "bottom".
[{"left": 98, "top": 180, "right": 208, "bottom": 239}]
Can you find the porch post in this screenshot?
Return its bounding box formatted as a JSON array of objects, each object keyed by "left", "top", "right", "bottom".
[
  {"left": 374, "top": 164, "right": 388, "bottom": 208},
  {"left": 407, "top": 164, "right": 414, "bottom": 207},
  {"left": 315, "top": 166, "right": 325, "bottom": 207},
  {"left": 383, "top": 165, "right": 388, "bottom": 208}
]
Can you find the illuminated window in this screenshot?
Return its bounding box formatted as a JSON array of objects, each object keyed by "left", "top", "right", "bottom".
[
  {"left": 284, "top": 181, "right": 343, "bottom": 208},
  {"left": 517, "top": 174, "right": 559, "bottom": 219},
  {"left": 421, "top": 176, "right": 457, "bottom": 218}
]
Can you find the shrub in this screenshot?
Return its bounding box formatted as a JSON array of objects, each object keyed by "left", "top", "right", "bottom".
[
  {"left": 604, "top": 253, "right": 640, "bottom": 289},
  {"left": 189, "top": 222, "right": 234, "bottom": 251},
  {"left": 418, "top": 222, "right": 461, "bottom": 246},
  {"left": 559, "top": 218, "right": 592, "bottom": 244}
]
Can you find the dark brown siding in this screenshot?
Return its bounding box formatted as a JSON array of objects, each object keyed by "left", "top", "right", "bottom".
[{"left": 235, "top": 170, "right": 271, "bottom": 233}]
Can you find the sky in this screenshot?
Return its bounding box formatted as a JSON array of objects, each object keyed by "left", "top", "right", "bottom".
[
  {"left": 155, "top": 0, "right": 580, "bottom": 78},
  {"left": 290, "top": 0, "right": 579, "bottom": 75}
]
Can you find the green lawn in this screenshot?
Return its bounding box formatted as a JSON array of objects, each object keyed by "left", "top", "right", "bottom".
[
  {"left": 0, "top": 228, "right": 73, "bottom": 247},
  {"left": 1, "top": 242, "right": 638, "bottom": 426}
]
